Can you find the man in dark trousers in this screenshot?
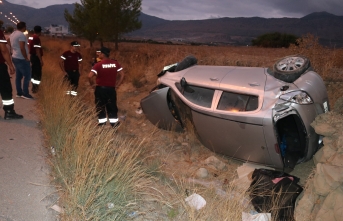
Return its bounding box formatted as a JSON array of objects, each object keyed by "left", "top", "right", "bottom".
[
  {"left": 8, "top": 21, "right": 32, "bottom": 99},
  {"left": 88, "top": 47, "right": 124, "bottom": 127},
  {"left": 28, "top": 25, "right": 43, "bottom": 93},
  {"left": 0, "top": 29, "right": 23, "bottom": 119},
  {"left": 59, "top": 41, "right": 83, "bottom": 96}
]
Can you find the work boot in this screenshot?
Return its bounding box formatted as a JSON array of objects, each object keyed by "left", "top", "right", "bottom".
[
  {"left": 32, "top": 85, "right": 38, "bottom": 94},
  {"left": 4, "top": 110, "right": 23, "bottom": 120}
]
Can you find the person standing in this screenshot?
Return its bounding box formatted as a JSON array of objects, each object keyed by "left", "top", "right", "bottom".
[
  {"left": 91, "top": 49, "right": 101, "bottom": 67},
  {"left": 5, "top": 27, "right": 14, "bottom": 55},
  {"left": 59, "top": 41, "right": 83, "bottom": 96},
  {"left": 88, "top": 47, "right": 124, "bottom": 127},
  {"left": 8, "top": 21, "right": 33, "bottom": 99},
  {"left": 0, "top": 29, "right": 23, "bottom": 119},
  {"left": 28, "top": 25, "right": 43, "bottom": 93}
]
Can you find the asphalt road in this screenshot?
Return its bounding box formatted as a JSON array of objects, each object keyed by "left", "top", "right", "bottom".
[{"left": 0, "top": 77, "right": 58, "bottom": 221}]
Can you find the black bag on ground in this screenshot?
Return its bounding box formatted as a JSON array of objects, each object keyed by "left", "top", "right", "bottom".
[{"left": 247, "top": 169, "right": 303, "bottom": 221}]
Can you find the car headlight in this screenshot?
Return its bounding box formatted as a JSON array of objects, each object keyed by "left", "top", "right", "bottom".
[{"left": 279, "top": 91, "right": 313, "bottom": 104}]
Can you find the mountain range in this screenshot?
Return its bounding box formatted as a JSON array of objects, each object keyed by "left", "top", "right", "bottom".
[
  {"left": 131, "top": 12, "right": 343, "bottom": 47},
  {"left": 1, "top": 0, "right": 342, "bottom": 47}
]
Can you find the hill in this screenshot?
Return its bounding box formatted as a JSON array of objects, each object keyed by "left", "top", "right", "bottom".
[
  {"left": 1, "top": 0, "right": 342, "bottom": 47},
  {"left": 129, "top": 11, "right": 343, "bottom": 47},
  {"left": 0, "top": 0, "right": 74, "bottom": 28}
]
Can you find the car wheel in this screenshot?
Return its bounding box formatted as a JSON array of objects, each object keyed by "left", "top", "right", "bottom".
[
  {"left": 175, "top": 55, "right": 197, "bottom": 72},
  {"left": 272, "top": 55, "right": 311, "bottom": 83}
]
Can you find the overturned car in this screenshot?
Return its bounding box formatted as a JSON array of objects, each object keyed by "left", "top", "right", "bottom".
[{"left": 140, "top": 55, "right": 329, "bottom": 171}]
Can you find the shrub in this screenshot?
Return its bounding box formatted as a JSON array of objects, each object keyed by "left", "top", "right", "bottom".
[{"left": 252, "top": 32, "right": 298, "bottom": 48}]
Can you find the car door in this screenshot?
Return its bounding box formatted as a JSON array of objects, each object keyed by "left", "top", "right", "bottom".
[
  {"left": 170, "top": 66, "right": 273, "bottom": 165},
  {"left": 191, "top": 90, "right": 273, "bottom": 165},
  {"left": 140, "top": 86, "right": 183, "bottom": 131},
  {"left": 188, "top": 67, "right": 273, "bottom": 165}
]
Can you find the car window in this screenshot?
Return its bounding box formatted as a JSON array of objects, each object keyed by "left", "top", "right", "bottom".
[
  {"left": 182, "top": 85, "right": 214, "bottom": 108},
  {"left": 217, "top": 91, "right": 258, "bottom": 112}
]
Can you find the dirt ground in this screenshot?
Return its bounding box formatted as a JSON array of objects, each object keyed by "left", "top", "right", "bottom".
[{"left": 106, "top": 80, "right": 316, "bottom": 219}]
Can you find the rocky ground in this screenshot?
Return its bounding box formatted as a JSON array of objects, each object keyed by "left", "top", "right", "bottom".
[{"left": 295, "top": 99, "right": 343, "bottom": 221}]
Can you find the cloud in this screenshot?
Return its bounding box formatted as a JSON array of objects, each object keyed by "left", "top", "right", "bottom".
[
  {"left": 14, "top": 0, "right": 28, "bottom": 6},
  {"left": 141, "top": 0, "right": 343, "bottom": 20},
  {"left": 7, "top": 0, "right": 78, "bottom": 8},
  {"left": 6, "top": 0, "right": 343, "bottom": 19}
]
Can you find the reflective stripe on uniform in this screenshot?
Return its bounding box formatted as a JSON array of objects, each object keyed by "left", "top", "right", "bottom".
[
  {"left": 78, "top": 58, "right": 82, "bottom": 62},
  {"left": 70, "top": 91, "right": 77, "bottom": 96},
  {"left": 61, "top": 56, "right": 66, "bottom": 60},
  {"left": 34, "top": 45, "right": 41, "bottom": 48},
  {"left": 2, "top": 99, "right": 14, "bottom": 105},
  {"left": 109, "top": 118, "right": 118, "bottom": 123},
  {"left": 31, "top": 79, "right": 41, "bottom": 84},
  {"left": 98, "top": 118, "right": 107, "bottom": 123}
]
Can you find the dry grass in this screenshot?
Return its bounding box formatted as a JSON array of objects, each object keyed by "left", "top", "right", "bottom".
[
  {"left": 37, "top": 66, "right": 159, "bottom": 220},
  {"left": 164, "top": 178, "right": 250, "bottom": 221},
  {"left": 37, "top": 35, "right": 343, "bottom": 220}
]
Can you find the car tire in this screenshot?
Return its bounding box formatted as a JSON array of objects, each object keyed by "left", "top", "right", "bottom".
[
  {"left": 272, "top": 55, "right": 311, "bottom": 83},
  {"left": 175, "top": 55, "right": 197, "bottom": 72}
]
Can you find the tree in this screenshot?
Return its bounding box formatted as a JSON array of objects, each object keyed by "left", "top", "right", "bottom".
[
  {"left": 64, "top": 0, "right": 142, "bottom": 49},
  {"left": 252, "top": 32, "right": 298, "bottom": 48},
  {"left": 64, "top": 0, "right": 99, "bottom": 47},
  {"left": 104, "top": 0, "right": 142, "bottom": 50}
]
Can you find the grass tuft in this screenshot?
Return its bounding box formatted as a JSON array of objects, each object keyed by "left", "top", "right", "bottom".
[{"left": 37, "top": 62, "right": 158, "bottom": 220}]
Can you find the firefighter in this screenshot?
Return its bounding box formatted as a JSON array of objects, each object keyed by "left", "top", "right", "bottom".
[
  {"left": 28, "top": 25, "right": 43, "bottom": 93},
  {"left": 0, "top": 29, "right": 23, "bottom": 119},
  {"left": 88, "top": 47, "right": 124, "bottom": 127},
  {"left": 59, "top": 41, "right": 83, "bottom": 96},
  {"left": 91, "top": 49, "right": 101, "bottom": 67}
]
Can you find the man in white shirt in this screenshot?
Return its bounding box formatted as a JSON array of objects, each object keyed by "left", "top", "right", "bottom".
[{"left": 8, "top": 21, "right": 33, "bottom": 99}]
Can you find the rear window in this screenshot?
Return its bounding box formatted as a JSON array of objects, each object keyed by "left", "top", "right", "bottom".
[
  {"left": 182, "top": 85, "right": 214, "bottom": 108},
  {"left": 217, "top": 91, "right": 258, "bottom": 112}
]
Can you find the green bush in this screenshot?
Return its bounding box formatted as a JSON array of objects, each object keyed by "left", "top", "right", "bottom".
[{"left": 252, "top": 32, "right": 298, "bottom": 48}]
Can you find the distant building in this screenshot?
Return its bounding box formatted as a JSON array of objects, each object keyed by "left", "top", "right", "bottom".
[{"left": 48, "top": 24, "right": 69, "bottom": 37}]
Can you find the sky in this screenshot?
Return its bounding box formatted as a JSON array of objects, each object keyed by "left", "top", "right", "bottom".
[{"left": 5, "top": 0, "right": 343, "bottom": 20}]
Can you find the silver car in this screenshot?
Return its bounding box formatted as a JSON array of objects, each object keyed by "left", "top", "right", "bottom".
[{"left": 141, "top": 55, "right": 329, "bottom": 171}]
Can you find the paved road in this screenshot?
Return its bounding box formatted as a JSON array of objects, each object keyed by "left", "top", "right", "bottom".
[{"left": 0, "top": 77, "right": 58, "bottom": 221}]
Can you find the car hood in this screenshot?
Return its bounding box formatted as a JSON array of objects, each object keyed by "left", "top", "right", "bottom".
[{"left": 181, "top": 65, "right": 267, "bottom": 94}]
